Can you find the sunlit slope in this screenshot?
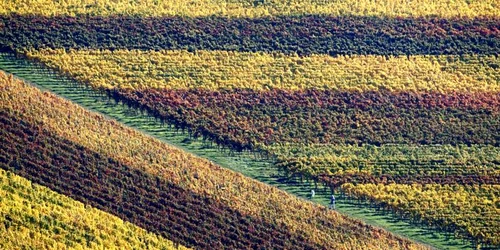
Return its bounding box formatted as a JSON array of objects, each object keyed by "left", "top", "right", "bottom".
[
  {"left": 0, "top": 169, "right": 188, "bottom": 250},
  {"left": 1, "top": 0, "right": 498, "bottom": 18},
  {"left": 26, "top": 49, "right": 500, "bottom": 92},
  {"left": 0, "top": 71, "right": 428, "bottom": 249},
  {"left": 342, "top": 183, "right": 500, "bottom": 246}
]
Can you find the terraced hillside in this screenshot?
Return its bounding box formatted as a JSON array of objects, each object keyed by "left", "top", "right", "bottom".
[
  {"left": 0, "top": 168, "right": 188, "bottom": 250},
  {"left": 19, "top": 45, "right": 500, "bottom": 249},
  {"left": 1, "top": 0, "right": 499, "bottom": 249},
  {"left": 0, "top": 72, "right": 425, "bottom": 249}
]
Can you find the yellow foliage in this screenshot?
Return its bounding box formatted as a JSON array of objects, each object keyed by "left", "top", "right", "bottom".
[
  {"left": 0, "top": 0, "right": 498, "bottom": 18},
  {"left": 26, "top": 49, "right": 500, "bottom": 93},
  {"left": 342, "top": 183, "right": 500, "bottom": 245},
  {"left": 0, "top": 71, "right": 428, "bottom": 250},
  {"left": 0, "top": 169, "right": 188, "bottom": 250}
]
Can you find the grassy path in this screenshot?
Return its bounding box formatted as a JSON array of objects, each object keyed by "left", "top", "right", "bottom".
[{"left": 0, "top": 53, "right": 473, "bottom": 250}]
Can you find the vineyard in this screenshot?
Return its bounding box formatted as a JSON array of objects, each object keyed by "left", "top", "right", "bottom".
[
  {"left": 1, "top": 0, "right": 499, "bottom": 249},
  {"left": 0, "top": 168, "right": 187, "bottom": 250},
  {"left": 2, "top": 15, "right": 498, "bottom": 55},
  {"left": 0, "top": 72, "right": 424, "bottom": 249},
  {"left": 1, "top": 0, "right": 498, "bottom": 18},
  {"left": 343, "top": 183, "right": 500, "bottom": 246},
  {"left": 24, "top": 50, "right": 500, "bottom": 92}
]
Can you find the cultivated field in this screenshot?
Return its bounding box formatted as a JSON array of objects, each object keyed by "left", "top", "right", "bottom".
[{"left": 1, "top": 1, "right": 499, "bottom": 249}]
